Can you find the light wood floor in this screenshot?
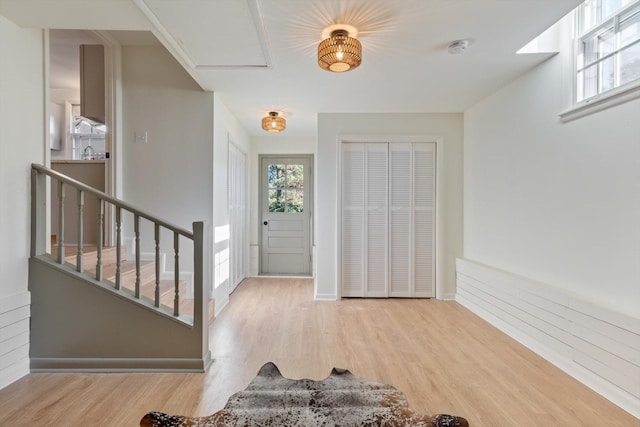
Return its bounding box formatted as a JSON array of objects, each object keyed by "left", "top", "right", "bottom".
[{"left": 0, "top": 278, "right": 637, "bottom": 426}]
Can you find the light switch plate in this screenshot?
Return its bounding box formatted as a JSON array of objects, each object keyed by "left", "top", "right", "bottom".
[{"left": 134, "top": 131, "right": 148, "bottom": 144}]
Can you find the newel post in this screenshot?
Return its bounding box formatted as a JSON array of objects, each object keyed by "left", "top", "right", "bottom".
[
  {"left": 30, "top": 166, "right": 47, "bottom": 257},
  {"left": 192, "top": 221, "right": 212, "bottom": 368}
]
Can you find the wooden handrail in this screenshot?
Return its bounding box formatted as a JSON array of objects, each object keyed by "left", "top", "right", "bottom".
[{"left": 31, "top": 163, "right": 193, "bottom": 239}]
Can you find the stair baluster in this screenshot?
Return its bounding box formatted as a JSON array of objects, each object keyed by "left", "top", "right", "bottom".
[
  {"left": 96, "top": 199, "right": 104, "bottom": 281},
  {"left": 76, "top": 189, "right": 84, "bottom": 272},
  {"left": 115, "top": 207, "right": 122, "bottom": 290},
  {"left": 154, "top": 224, "right": 160, "bottom": 307},
  {"left": 174, "top": 231, "right": 180, "bottom": 316},
  {"left": 57, "top": 181, "right": 65, "bottom": 263},
  {"left": 134, "top": 214, "right": 141, "bottom": 298}
]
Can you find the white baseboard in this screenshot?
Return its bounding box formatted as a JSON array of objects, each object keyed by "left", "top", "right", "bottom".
[
  {"left": 30, "top": 356, "right": 212, "bottom": 372},
  {"left": 250, "top": 245, "right": 259, "bottom": 276},
  {"left": 214, "top": 295, "right": 229, "bottom": 317},
  {"left": 441, "top": 292, "right": 456, "bottom": 301},
  {"left": 315, "top": 293, "right": 338, "bottom": 301},
  {"left": 0, "top": 292, "right": 31, "bottom": 390},
  {"left": 455, "top": 258, "right": 640, "bottom": 419}
]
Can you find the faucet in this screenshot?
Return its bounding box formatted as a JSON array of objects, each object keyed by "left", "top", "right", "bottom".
[{"left": 83, "top": 145, "right": 95, "bottom": 160}]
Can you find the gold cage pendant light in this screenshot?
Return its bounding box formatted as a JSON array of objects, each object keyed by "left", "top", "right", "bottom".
[
  {"left": 318, "top": 29, "right": 362, "bottom": 72},
  {"left": 262, "top": 111, "right": 286, "bottom": 133}
]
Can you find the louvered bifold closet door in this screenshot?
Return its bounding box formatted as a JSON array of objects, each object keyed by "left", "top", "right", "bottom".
[
  {"left": 341, "top": 144, "right": 365, "bottom": 297},
  {"left": 341, "top": 142, "right": 432, "bottom": 299},
  {"left": 365, "top": 144, "right": 389, "bottom": 297},
  {"left": 413, "top": 143, "right": 435, "bottom": 297},
  {"left": 389, "top": 144, "right": 412, "bottom": 297}
]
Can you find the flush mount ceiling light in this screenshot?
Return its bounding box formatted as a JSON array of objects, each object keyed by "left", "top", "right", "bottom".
[
  {"left": 318, "top": 27, "right": 362, "bottom": 72},
  {"left": 262, "top": 111, "right": 286, "bottom": 133}
]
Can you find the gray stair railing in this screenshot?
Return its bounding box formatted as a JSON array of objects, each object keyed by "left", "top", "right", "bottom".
[{"left": 30, "top": 163, "right": 209, "bottom": 325}]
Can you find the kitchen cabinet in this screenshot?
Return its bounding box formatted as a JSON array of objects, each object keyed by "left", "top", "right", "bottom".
[{"left": 80, "top": 44, "right": 105, "bottom": 123}]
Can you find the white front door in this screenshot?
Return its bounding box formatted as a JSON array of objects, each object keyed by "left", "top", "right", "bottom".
[{"left": 260, "top": 155, "right": 312, "bottom": 275}]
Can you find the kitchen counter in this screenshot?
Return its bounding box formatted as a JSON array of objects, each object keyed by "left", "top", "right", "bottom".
[{"left": 51, "top": 159, "right": 106, "bottom": 164}]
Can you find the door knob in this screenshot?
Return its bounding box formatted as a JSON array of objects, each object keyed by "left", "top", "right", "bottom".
[{"left": 263, "top": 221, "right": 268, "bottom": 225}]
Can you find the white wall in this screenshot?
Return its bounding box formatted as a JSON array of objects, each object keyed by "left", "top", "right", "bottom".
[
  {"left": 463, "top": 19, "right": 640, "bottom": 317},
  {"left": 121, "top": 45, "right": 214, "bottom": 284},
  {"left": 249, "top": 135, "right": 315, "bottom": 276},
  {"left": 316, "top": 113, "right": 464, "bottom": 300},
  {"left": 212, "top": 94, "right": 251, "bottom": 312},
  {"left": 0, "top": 16, "right": 45, "bottom": 388}
]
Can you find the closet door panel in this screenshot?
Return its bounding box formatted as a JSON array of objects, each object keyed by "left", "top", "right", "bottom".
[
  {"left": 342, "top": 209, "right": 364, "bottom": 296},
  {"left": 341, "top": 144, "right": 365, "bottom": 297},
  {"left": 364, "top": 144, "right": 388, "bottom": 297},
  {"left": 413, "top": 144, "right": 435, "bottom": 297},
  {"left": 389, "top": 145, "right": 411, "bottom": 297}
]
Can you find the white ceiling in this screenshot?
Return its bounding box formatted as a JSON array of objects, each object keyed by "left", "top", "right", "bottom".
[{"left": 1, "top": 0, "right": 582, "bottom": 137}]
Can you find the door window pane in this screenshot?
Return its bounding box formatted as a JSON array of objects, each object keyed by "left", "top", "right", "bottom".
[
  {"left": 268, "top": 189, "right": 285, "bottom": 212},
  {"left": 267, "top": 163, "right": 304, "bottom": 213},
  {"left": 286, "top": 189, "right": 304, "bottom": 212},
  {"left": 268, "top": 164, "right": 287, "bottom": 189}
]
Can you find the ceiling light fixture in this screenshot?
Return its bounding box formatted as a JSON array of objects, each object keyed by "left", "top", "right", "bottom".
[
  {"left": 262, "top": 111, "right": 286, "bottom": 133},
  {"left": 318, "top": 28, "right": 362, "bottom": 72}
]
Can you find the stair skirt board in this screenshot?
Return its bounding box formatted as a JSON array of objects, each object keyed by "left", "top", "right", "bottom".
[{"left": 30, "top": 356, "right": 213, "bottom": 373}]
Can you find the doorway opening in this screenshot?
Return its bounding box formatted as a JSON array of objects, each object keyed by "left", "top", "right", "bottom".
[{"left": 48, "top": 29, "right": 120, "bottom": 248}]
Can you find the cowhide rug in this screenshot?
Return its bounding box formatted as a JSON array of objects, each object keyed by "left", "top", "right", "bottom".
[{"left": 141, "top": 362, "right": 469, "bottom": 426}]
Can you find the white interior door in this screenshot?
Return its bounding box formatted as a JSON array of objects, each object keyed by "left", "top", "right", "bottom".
[
  {"left": 228, "top": 143, "right": 247, "bottom": 292},
  {"left": 260, "top": 155, "right": 312, "bottom": 275}
]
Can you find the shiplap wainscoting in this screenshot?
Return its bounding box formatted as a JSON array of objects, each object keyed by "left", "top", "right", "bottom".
[
  {"left": 0, "top": 292, "right": 30, "bottom": 389},
  {"left": 455, "top": 258, "right": 640, "bottom": 418}
]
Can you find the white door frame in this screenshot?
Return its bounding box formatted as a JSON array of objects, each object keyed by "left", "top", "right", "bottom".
[
  {"left": 258, "top": 154, "right": 314, "bottom": 276},
  {"left": 336, "top": 135, "right": 445, "bottom": 300},
  {"left": 228, "top": 139, "right": 248, "bottom": 292},
  {"left": 91, "top": 30, "right": 123, "bottom": 247}
]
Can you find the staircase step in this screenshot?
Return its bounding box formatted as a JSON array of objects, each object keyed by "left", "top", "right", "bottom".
[{"left": 51, "top": 245, "right": 200, "bottom": 319}]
